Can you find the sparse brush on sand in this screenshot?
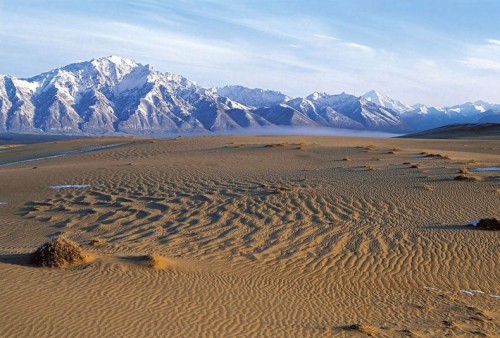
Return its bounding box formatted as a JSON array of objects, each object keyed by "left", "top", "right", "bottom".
[
  {"left": 345, "top": 323, "right": 377, "bottom": 336},
  {"left": 147, "top": 253, "right": 169, "bottom": 269},
  {"left": 459, "top": 167, "right": 470, "bottom": 174},
  {"left": 89, "top": 238, "right": 104, "bottom": 246},
  {"left": 454, "top": 174, "right": 478, "bottom": 181},
  {"left": 470, "top": 218, "right": 500, "bottom": 231},
  {"left": 31, "top": 235, "right": 90, "bottom": 268}
]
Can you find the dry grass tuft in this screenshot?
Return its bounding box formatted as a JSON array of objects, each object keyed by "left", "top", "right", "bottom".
[
  {"left": 345, "top": 323, "right": 377, "bottom": 335},
  {"left": 264, "top": 143, "right": 287, "bottom": 148},
  {"left": 147, "top": 253, "right": 169, "bottom": 269},
  {"left": 364, "top": 163, "right": 375, "bottom": 170},
  {"left": 89, "top": 238, "right": 104, "bottom": 246},
  {"left": 31, "top": 235, "right": 89, "bottom": 268},
  {"left": 459, "top": 167, "right": 470, "bottom": 174},
  {"left": 410, "top": 164, "right": 420, "bottom": 169},
  {"left": 342, "top": 157, "right": 351, "bottom": 161},
  {"left": 454, "top": 175, "right": 478, "bottom": 181},
  {"left": 471, "top": 218, "right": 500, "bottom": 231},
  {"left": 421, "top": 184, "right": 435, "bottom": 191}
]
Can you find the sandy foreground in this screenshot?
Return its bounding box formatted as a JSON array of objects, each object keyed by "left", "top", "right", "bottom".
[{"left": 0, "top": 135, "right": 499, "bottom": 337}]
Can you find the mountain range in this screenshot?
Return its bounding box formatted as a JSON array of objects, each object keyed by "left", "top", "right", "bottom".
[{"left": 1, "top": 56, "right": 498, "bottom": 135}]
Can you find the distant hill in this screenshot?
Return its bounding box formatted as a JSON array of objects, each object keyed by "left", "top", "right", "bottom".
[
  {"left": 0, "top": 132, "right": 85, "bottom": 144},
  {"left": 398, "top": 123, "right": 500, "bottom": 139}
]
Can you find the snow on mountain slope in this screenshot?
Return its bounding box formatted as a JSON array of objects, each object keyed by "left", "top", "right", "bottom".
[
  {"left": 0, "top": 56, "right": 497, "bottom": 135},
  {"left": 305, "top": 92, "right": 403, "bottom": 130},
  {"left": 216, "top": 85, "right": 290, "bottom": 108},
  {"left": 362, "top": 90, "right": 412, "bottom": 113},
  {"left": 0, "top": 56, "right": 264, "bottom": 134}
]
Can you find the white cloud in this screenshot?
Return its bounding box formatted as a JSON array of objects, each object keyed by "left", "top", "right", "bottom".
[
  {"left": 313, "top": 34, "right": 338, "bottom": 41},
  {"left": 458, "top": 39, "right": 500, "bottom": 72},
  {"left": 486, "top": 39, "right": 500, "bottom": 46},
  {"left": 459, "top": 57, "right": 500, "bottom": 71},
  {"left": 340, "top": 42, "right": 374, "bottom": 53}
]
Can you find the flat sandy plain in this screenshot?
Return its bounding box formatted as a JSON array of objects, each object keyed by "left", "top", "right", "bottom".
[{"left": 0, "top": 135, "right": 499, "bottom": 337}]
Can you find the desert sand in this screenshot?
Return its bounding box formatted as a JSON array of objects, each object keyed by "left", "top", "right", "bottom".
[{"left": 0, "top": 135, "right": 499, "bottom": 337}]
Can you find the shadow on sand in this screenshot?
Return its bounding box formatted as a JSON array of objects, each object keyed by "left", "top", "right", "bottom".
[
  {"left": 0, "top": 253, "right": 34, "bottom": 267},
  {"left": 421, "top": 224, "right": 498, "bottom": 231}
]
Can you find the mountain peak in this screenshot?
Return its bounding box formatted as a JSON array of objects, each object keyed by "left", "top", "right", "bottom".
[
  {"left": 362, "top": 90, "right": 412, "bottom": 113},
  {"left": 215, "top": 85, "right": 289, "bottom": 107},
  {"left": 92, "top": 55, "right": 139, "bottom": 67},
  {"left": 306, "top": 92, "right": 330, "bottom": 101}
]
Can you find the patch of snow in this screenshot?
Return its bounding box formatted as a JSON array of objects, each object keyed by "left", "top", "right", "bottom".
[
  {"left": 362, "top": 90, "right": 412, "bottom": 113},
  {"left": 473, "top": 105, "right": 486, "bottom": 112},
  {"left": 49, "top": 184, "right": 90, "bottom": 189},
  {"left": 12, "top": 78, "right": 40, "bottom": 93},
  {"left": 471, "top": 167, "right": 500, "bottom": 172},
  {"left": 0, "top": 143, "right": 126, "bottom": 167}
]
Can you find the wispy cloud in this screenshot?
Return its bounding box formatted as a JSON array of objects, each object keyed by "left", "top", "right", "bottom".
[
  {"left": 458, "top": 38, "right": 500, "bottom": 72},
  {"left": 313, "top": 34, "right": 338, "bottom": 41},
  {"left": 340, "top": 42, "right": 374, "bottom": 53},
  {"left": 459, "top": 57, "right": 500, "bottom": 71},
  {"left": 486, "top": 38, "right": 500, "bottom": 46},
  {"left": 1, "top": 0, "right": 500, "bottom": 106}
]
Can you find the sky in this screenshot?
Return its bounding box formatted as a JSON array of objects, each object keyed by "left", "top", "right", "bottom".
[{"left": 0, "top": 0, "right": 499, "bottom": 106}]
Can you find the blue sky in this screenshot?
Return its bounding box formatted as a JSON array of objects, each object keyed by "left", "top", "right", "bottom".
[{"left": 0, "top": 0, "right": 499, "bottom": 106}]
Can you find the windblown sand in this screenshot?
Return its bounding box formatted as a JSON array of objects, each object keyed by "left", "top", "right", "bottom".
[{"left": 0, "top": 135, "right": 499, "bottom": 337}]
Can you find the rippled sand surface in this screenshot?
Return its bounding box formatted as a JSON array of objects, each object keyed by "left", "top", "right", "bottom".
[{"left": 1, "top": 135, "right": 499, "bottom": 337}]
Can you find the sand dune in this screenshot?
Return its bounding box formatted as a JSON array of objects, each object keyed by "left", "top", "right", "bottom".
[{"left": 0, "top": 135, "right": 499, "bottom": 337}]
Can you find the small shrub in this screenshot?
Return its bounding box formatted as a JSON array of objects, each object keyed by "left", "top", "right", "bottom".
[
  {"left": 454, "top": 175, "right": 477, "bottom": 181},
  {"left": 31, "top": 235, "right": 89, "bottom": 268},
  {"left": 147, "top": 253, "right": 169, "bottom": 269},
  {"left": 459, "top": 167, "right": 470, "bottom": 174},
  {"left": 470, "top": 218, "right": 500, "bottom": 231},
  {"left": 345, "top": 323, "right": 376, "bottom": 335},
  {"left": 343, "top": 157, "right": 351, "bottom": 161},
  {"left": 89, "top": 238, "right": 104, "bottom": 246}
]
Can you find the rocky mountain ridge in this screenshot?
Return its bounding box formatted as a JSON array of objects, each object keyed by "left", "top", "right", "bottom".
[{"left": 0, "top": 56, "right": 498, "bottom": 135}]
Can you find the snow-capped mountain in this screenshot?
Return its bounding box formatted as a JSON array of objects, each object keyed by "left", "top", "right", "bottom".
[
  {"left": 0, "top": 56, "right": 498, "bottom": 135},
  {"left": 0, "top": 56, "right": 269, "bottom": 134},
  {"left": 215, "top": 85, "right": 290, "bottom": 108},
  {"left": 402, "top": 101, "right": 500, "bottom": 130},
  {"left": 362, "top": 90, "right": 413, "bottom": 113}
]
